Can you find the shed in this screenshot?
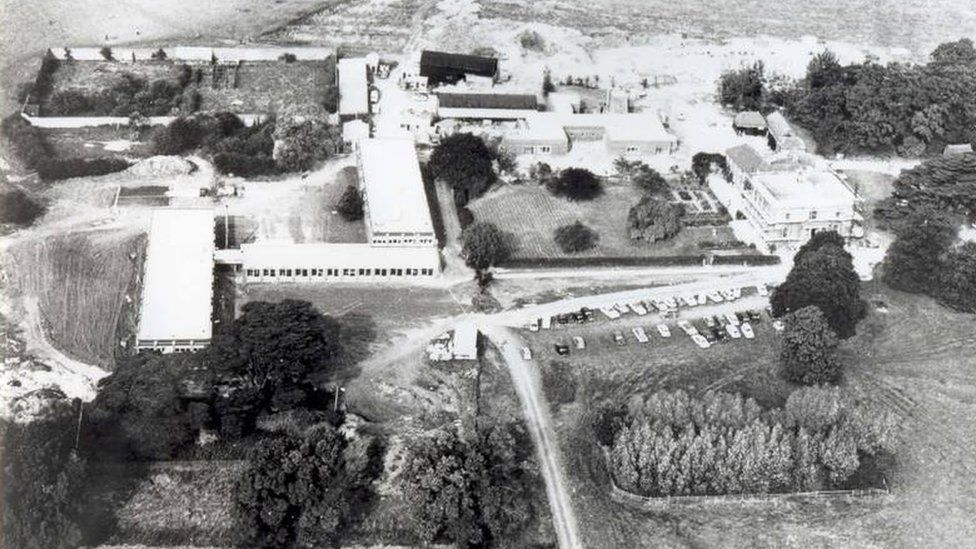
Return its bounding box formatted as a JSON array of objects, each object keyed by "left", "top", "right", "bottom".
[
  {"left": 452, "top": 323, "right": 479, "bottom": 360},
  {"left": 944, "top": 143, "right": 974, "bottom": 156},
  {"left": 420, "top": 50, "right": 498, "bottom": 86},
  {"left": 732, "top": 111, "right": 767, "bottom": 135},
  {"left": 765, "top": 111, "right": 805, "bottom": 151},
  {"left": 436, "top": 93, "right": 538, "bottom": 120}
]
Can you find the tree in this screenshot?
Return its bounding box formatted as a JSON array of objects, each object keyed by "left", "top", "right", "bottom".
[
  {"left": 542, "top": 70, "right": 555, "bottom": 95},
  {"left": 627, "top": 196, "right": 683, "bottom": 242},
  {"left": 690, "top": 152, "right": 730, "bottom": 183},
  {"left": 213, "top": 300, "right": 342, "bottom": 407},
  {"left": 274, "top": 118, "right": 340, "bottom": 172},
  {"left": 335, "top": 184, "right": 364, "bottom": 221},
  {"left": 939, "top": 242, "right": 976, "bottom": 312},
  {"left": 615, "top": 158, "right": 669, "bottom": 195},
  {"left": 718, "top": 61, "right": 765, "bottom": 110},
  {"left": 930, "top": 38, "right": 976, "bottom": 65},
  {"left": 793, "top": 229, "right": 848, "bottom": 264},
  {"left": 461, "top": 221, "right": 513, "bottom": 273},
  {"left": 1, "top": 189, "right": 47, "bottom": 226},
  {"left": 1, "top": 405, "right": 86, "bottom": 549},
  {"left": 235, "top": 425, "right": 370, "bottom": 549},
  {"left": 806, "top": 50, "right": 843, "bottom": 89},
  {"left": 151, "top": 116, "right": 208, "bottom": 155},
  {"left": 547, "top": 167, "right": 602, "bottom": 200},
  {"left": 780, "top": 306, "right": 842, "bottom": 385},
  {"left": 554, "top": 221, "right": 598, "bottom": 253},
  {"left": 99, "top": 46, "right": 113, "bottom": 60},
  {"left": 771, "top": 237, "right": 866, "bottom": 338},
  {"left": 881, "top": 211, "right": 957, "bottom": 294},
  {"left": 88, "top": 353, "right": 203, "bottom": 459},
  {"left": 151, "top": 48, "right": 168, "bottom": 60},
  {"left": 428, "top": 133, "right": 496, "bottom": 206}
]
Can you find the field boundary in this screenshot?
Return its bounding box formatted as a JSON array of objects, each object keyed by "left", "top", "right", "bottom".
[
  {"left": 599, "top": 446, "right": 890, "bottom": 510},
  {"left": 497, "top": 253, "right": 779, "bottom": 269}
]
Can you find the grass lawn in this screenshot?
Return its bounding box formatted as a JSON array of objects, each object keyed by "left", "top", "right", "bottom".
[
  {"left": 43, "top": 125, "right": 156, "bottom": 159},
  {"left": 523, "top": 283, "right": 976, "bottom": 548},
  {"left": 468, "top": 184, "right": 742, "bottom": 260}
]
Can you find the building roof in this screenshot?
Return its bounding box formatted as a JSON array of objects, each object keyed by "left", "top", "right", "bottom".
[
  {"left": 725, "top": 144, "right": 769, "bottom": 173},
  {"left": 136, "top": 209, "right": 215, "bottom": 343},
  {"left": 239, "top": 241, "right": 439, "bottom": 268},
  {"left": 420, "top": 50, "right": 498, "bottom": 77},
  {"left": 733, "top": 111, "right": 766, "bottom": 129},
  {"left": 437, "top": 93, "right": 537, "bottom": 110},
  {"left": 510, "top": 112, "right": 676, "bottom": 145},
  {"left": 357, "top": 138, "right": 434, "bottom": 236},
  {"left": 342, "top": 119, "right": 370, "bottom": 143},
  {"left": 338, "top": 57, "right": 369, "bottom": 116},
  {"left": 944, "top": 143, "right": 974, "bottom": 156},
  {"left": 547, "top": 92, "right": 581, "bottom": 114},
  {"left": 751, "top": 169, "right": 856, "bottom": 210},
  {"left": 765, "top": 111, "right": 793, "bottom": 137},
  {"left": 452, "top": 323, "right": 478, "bottom": 359}
]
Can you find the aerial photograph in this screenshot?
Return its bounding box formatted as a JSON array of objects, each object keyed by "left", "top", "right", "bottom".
[{"left": 1, "top": 0, "right": 975, "bottom": 548}]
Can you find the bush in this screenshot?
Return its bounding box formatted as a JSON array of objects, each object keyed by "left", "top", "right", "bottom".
[
  {"left": 691, "top": 152, "right": 731, "bottom": 183},
  {"left": 335, "top": 184, "right": 364, "bottom": 221},
  {"left": 780, "top": 306, "right": 843, "bottom": 385},
  {"left": 627, "top": 196, "right": 683, "bottom": 242},
  {"left": 99, "top": 46, "right": 113, "bottom": 60},
  {"left": 273, "top": 118, "right": 340, "bottom": 172},
  {"left": 1, "top": 189, "right": 47, "bottom": 226},
  {"left": 553, "top": 220, "right": 598, "bottom": 253},
  {"left": 151, "top": 48, "right": 167, "bottom": 60},
  {"left": 37, "top": 157, "right": 130, "bottom": 181},
  {"left": 213, "top": 153, "right": 276, "bottom": 178},
  {"left": 457, "top": 206, "right": 475, "bottom": 229},
  {"left": 718, "top": 61, "right": 766, "bottom": 110},
  {"left": 939, "top": 242, "right": 976, "bottom": 312},
  {"left": 547, "top": 167, "right": 602, "bottom": 200},
  {"left": 279, "top": 52, "right": 297, "bottom": 63},
  {"left": 1, "top": 114, "right": 52, "bottom": 170},
  {"left": 519, "top": 30, "right": 546, "bottom": 52}
]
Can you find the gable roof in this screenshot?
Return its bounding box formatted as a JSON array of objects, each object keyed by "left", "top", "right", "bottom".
[
  {"left": 733, "top": 111, "right": 766, "bottom": 129},
  {"left": 420, "top": 50, "right": 498, "bottom": 77},
  {"left": 437, "top": 93, "right": 537, "bottom": 110},
  {"left": 725, "top": 144, "right": 769, "bottom": 173}
]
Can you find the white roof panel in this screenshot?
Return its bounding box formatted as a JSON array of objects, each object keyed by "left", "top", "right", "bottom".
[
  {"left": 357, "top": 139, "right": 434, "bottom": 236},
  {"left": 137, "top": 209, "right": 215, "bottom": 342},
  {"left": 338, "top": 57, "right": 369, "bottom": 116},
  {"left": 240, "top": 242, "right": 439, "bottom": 268}
]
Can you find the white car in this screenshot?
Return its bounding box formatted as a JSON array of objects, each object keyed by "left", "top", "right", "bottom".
[
  {"left": 614, "top": 303, "right": 630, "bottom": 315},
  {"left": 572, "top": 336, "right": 586, "bottom": 350},
  {"left": 741, "top": 322, "right": 755, "bottom": 339},
  {"left": 521, "top": 347, "right": 533, "bottom": 360},
  {"left": 707, "top": 291, "right": 724, "bottom": 303},
  {"left": 526, "top": 319, "right": 540, "bottom": 332},
  {"left": 726, "top": 324, "right": 742, "bottom": 339},
  {"left": 696, "top": 292, "right": 709, "bottom": 305},
  {"left": 756, "top": 284, "right": 769, "bottom": 297},
  {"left": 724, "top": 312, "right": 741, "bottom": 326},
  {"left": 629, "top": 302, "right": 648, "bottom": 316},
  {"left": 541, "top": 316, "right": 552, "bottom": 330},
  {"left": 772, "top": 320, "right": 785, "bottom": 332},
  {"left": 721, "top": 288, "right": 738, "bottom": 300},
  {"left": 691, "top": 334, "right": 711, "bottom": 349},
  {"left": 656, "top": 324, "right": 671, "bottom": 338},
  {"left": 680, "top": 295, "right": 698, "bottom": 307},
  {"left": 677, "top": 320, "right": 698, "bottom": 336},
  {"left": 600, "top": 307, "right": 621, "bottom": 320},
  {"left": 662, "top": 297, "right": 678, "bottom": 309},
  {"left": 632, "top": 327, "right": 649, "bottom": 343}
]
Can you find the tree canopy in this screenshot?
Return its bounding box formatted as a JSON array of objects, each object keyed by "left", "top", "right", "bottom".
[
  {"left": 547, "top": 167, "right": 603, "bottom": 200},
  {"left": 771, "top": 233, "right": 866, "bottom": 338},
  {"left": 627, "top": 196, "right": 683, "bottom": 242},
  {"left": 273, "top": 118, "right": 341, "bottom": 172},
  {"left": 461, "top": 221, "right": 513, "bottom": 272},
  {"left": 554, "top": 221, "right": 598, "bottom": 253},
  {"left": 428, "top": 133, "right": 496, "bottom": 206},
  {"left": 874, "top": 152, "right": 976, "bottom": 229},
  {"left": 335, "top": 184, "right": 364, "bottom": 221},
  {"left": 780, "top": 306, "right": 843, "bottom": 385},
  {"left": 938, "top": 241, "right": 976, "bottom": 313},
  {"left": 614, "top": 158, "right": 669, "bottom": 195},
  {"left": 718, "top": 61, "right": 766, "bottom": 111},
  {"left": 881, "top": 211, "right": 958, "bottom": 294}
]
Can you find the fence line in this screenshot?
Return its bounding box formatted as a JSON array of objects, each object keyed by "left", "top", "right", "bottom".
[
  {"left": 20, "top": 112, "right": 270, "bottom": 129},
  {"left": 48, "top": 45, "right": 335, "bottom": 62},
  {"left": 599, "top": 446, "right": 890, "bottom": 510}
]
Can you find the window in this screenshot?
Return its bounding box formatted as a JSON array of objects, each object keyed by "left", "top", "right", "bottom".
[
  {"left": 327, "top": 268, "right": 334, "bottom": 276},
  {"left": 540, "top": 145, "right": 551, "bottom": 153},
  {"left": 396, "top": 269, "right": 403, "bottom": 276},
  {"left": 380, "top": 269, "right": 387, "bottom": 276},
  {"left": 364, "top": 269, "right": 372, "bottom": 276},
  {"left": 626, "top": 145, "right": 639, "bottom": 153},
  {"left": 262, "top": 269, "right": 270, "bottom": 276},
  {"left": 809, "top": 210, "right": 818, "bottom": 220},
  {"left": 284, "top": 269, "right": 292, "bottom": 277},
  {"left": 784, "top": 213, "right": 790, "bottom": 220},
  {"left": 342, "top": 268, "right": 350, "bottom": 276},
  {"left": 270, "top": 269, "right": 277, "bottom": 277},
  {"left": 301, "top": 269, "right": 308, "bottom": 277}
]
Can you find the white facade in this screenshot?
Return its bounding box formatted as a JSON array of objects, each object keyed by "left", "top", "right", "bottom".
[
  {"left": 502, "top": 112, "right": 677, "bottom": 157},
  {"left": 240, "top": 242, "right": 439, "bottom": 283},
  {"left": 136, "top": 209, "right": 215, "bottom": 353}
]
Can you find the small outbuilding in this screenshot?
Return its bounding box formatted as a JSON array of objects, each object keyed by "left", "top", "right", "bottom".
[
  {"left": 420, "top": 50, "right": 498, "bottom": 86},
  {"left": 944, "top": 143, "right": 974, "bottom": 156},
  {"left": 452, "top": 323, "right": 479, "bottom": 361},
  {"left": 765, "top": 111, "right": 805, "bottom": 152},
  {"left": 732, "top": 111, "right": 767, "bottom": 136}
]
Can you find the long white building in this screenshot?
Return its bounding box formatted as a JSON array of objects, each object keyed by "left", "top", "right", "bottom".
[
  {"left": 356, "top": 138, "right": 436, "bottom": 247},
  {"left": 136, "top": 209, "right": 215, "bottom": 353}
]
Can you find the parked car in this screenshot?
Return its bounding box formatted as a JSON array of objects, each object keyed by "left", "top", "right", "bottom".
[
  {"left": 557, "top": 314, "right": 570, "bottom": 324},
  {"left": 756, "top": 284, "right": 769, "bottom": 297},
  {"left": 680, "top": 295, "right": 698, "bottom": 307},
  {"left": 696, "top": 292, "right": 709, "bottom": 305},
  {"left": 702, "top": 329, "right": 717, "bottom": 343},
  {"left": 541, "top": 316, "right": 552, "bottom": 329},
  {"left": 704, "top": 316, "right": 718, "bottom": 329},
  {"left": 521, "top": 347, "right": 533, "bottom": 360},
  {"left": 614, "top": 303, "right": 630, "bottom": 315},
  {"left": 662, "top": 297, "right": 678, "bottom": 309},
  {"left": 613, "top": 331, "right": 626, "bottom": 345},
  {"left": 600, "top": 307, "right": 621, "bottom": 320},
  {"left": 741, "top": 322, "right": 755, "bottom": 339},
  {"left": 772, "top": 320, "right": 785, "bottom": 331},
  {"left": 570, "top": 312, "right": 584, "bottom": 323},
  {"left": 726, "top": 324, "right": 742, "bottom": 339},
  {"left": 721, "top": 288, "right": 738, "bottom": 300},
  {"left": 710, "top": 326, "right": 727, "bottom": 342},
  {"left": 526, "top": 319, "right": 540, "bottom": 332},
  {"left": 724, "top": 312, "right": 740, "bottom": 326},
  {"left": 656, "top": 324, "right": 671, "bottom": 337},
  {"left": 629, "top": 302, "right": 648, "bottom": 316},
  {"left": 747, "top": 310, "right": 763, "bottom": 322},
  {"left": 554, "top": 343, "right": 571, "bottom": 356},
  {"left": 677, "top": 320, "right": 698, "bottom": 336},
  {"left": 580, "top": 308, "right": 595, "bottom": 322},
  {"left": 735, "top": 311, "right": 749, "bottom": 324},
  {"left": 632, "top": 327, "right": 649, "bottom": 343},
  {"left": 572, "top": 336, "right": 586, "bottom": 350},
  {"left": 691, "top": 334, "right": 711, "bottom": 349},
  {"left": 707, "top": 291, "right": 724, "bottom": 303}
]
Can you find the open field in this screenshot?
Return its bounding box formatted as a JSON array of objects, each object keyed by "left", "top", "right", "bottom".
[
  {"left": 3, "top": 229, "right": 146, "bottom": 368},
  {"left": 521, "top": 284, "right": 976, "bottom": 548},
  {"left": 468, "top": 184, "right": 742, "bottom": 260},
  {"left": 263, "top": 0, "right": 426, "bottom": 53},
  {"left": 199, "top": 59, "right": 335, "bottom": 114}
]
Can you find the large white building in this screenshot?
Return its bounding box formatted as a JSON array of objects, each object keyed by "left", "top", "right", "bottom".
[
  {"left": 136, "top": 209, "right": 215, "bottom": 353},
  {"left": 338, "top": 57, "right": 369, "bottom": 117},
  {"left": 237, "top": 138, "right": 440, "bottom": 283},
  {"left": 714, "top": 145, "right": 862, "bottom": 253},
  {"left": 502, "top": 112, "right": 678, "bottom": 157}
]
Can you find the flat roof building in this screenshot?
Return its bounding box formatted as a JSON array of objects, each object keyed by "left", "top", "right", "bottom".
[
  {"left": 356, "top": 138, "right": 436, "bottom": 247},
  {"left": 239, "top": 242, "right": 439, "bottom": 282},
  {"left": 452, "top": 323, "right": 479, "bottom": 360},
  {"left": 136, "top": 209, "right": 215, "bottom": 353},
  {"left": 436, "top": 93, "right": 538, "bottom": 120},
  {"left": 502, "top": 112, "right": 677, "bottom": 157},
  {"left": 338, "top": 57, "right": 369, "bottom": 117}
]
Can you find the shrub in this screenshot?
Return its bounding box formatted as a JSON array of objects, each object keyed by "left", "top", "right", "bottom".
[
  {"left": 691, "top": 152, "right": 731, "bottom": 183},
  {"left": 554, "top": 221, "right": 598, "bottom": 253},
  {"left": 37, "top": 157, "right": 130, "bottom": 181},
  {"left": 1, "top": 114, "right": 52, "bottom": 170},
  {"left": 213, "top": 153, "right": 276, "bottom": 178},
  {"left": 151, "top": 48, "right": 167, "bottom": 60},
  {"left": 457, "top": 206, "right": 475, "bottom": 229},
  {"left": 939, "top": 242, "right": 976, "bottom": 312},
  {"left": 780, "top": 306, "right": 843, "bottom": 385},
  {"left": 519, "top": 30, "right": 546, "bottom": 52},
  {"left": 273, "top": 118, "right": 340, "bottom": 172},
  {"left": 99, "top": 46, "right": 113, "bottom": 60},
  {"left": 335, "top": 184, "right": 364, "bottom": 221},
  {"left": 547, "top": 167, "right": 602, "bottom": 200},
  {"left": 279, "top": 53, "right": 297, "bottom": 63},
  {"left": 627, "top": 196, "right": 683, "bottom": 242},
  {"left": 0, "top": 190, "right": 47, "bottom": 226},
  {"left": 461, "top": 221, "right": 513, "bottom": 272}
]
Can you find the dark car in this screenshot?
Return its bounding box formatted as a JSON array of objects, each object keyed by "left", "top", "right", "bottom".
[
  {"left": 735, "top": 311, "right": 749, "bottom": 323},
  {"left": 712, "top": 315, "right": 724, "bottom": 326},
  {"left": 748, "top": 310, "right": 763, "bottom": 322},
  {"left": 570, "top": 312, "right": 584, "bottom": 323},
  {"left": 554, "top": 343, "right": 571, "bottom": 356},
  {"left": 556, "top": 314, "right": 570, "bottom": 325},
  {"left": 711, "top": 326, "right": 728, "bottom": 342},
  {"left": 581, "top": 307, "right": 595, "bottom": 321},
  {"left": 702, "top": 329, "right": 718, "bottom": 343}
]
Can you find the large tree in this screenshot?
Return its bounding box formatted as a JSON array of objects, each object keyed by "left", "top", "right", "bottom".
[
  {"left": 627, "top": 196, "right": 683, "bottom": 242},
  {"left": 771, "top": 234, "right": 866, "bottom": 338},
  {"left": 881, "top": 212, "right": 957, "bottom": 294},
  {"left": 1, "top": 405, "right": 87, "bottom": 549},
  {"left": 938, "top": 241, "right": 976, "bottom": 312},
  {"left": 547, "top": 167, "right": 603, "bottom": 201},
  {"left": 428, "top": 133, "right": 496, "bottom": 206},
  {"left": 718, "top": 61, "right": 766, "bottom": 111},
  {"left": 335, "top": 184, "right": 364, "bottom": 221},
  {"left": 461, "top": 221, "right": 513, "bottom": 273},
  {"left": 554, "top": 221, "right": 598, "bottom": 253},
  {"left": 274, "top": 118, "right": 340, "bottom": 172},
  {"left": 780, "top": 306, "right": 842, "bottom": 385},
  {"left": 213, "top": 300, "right": 342, "bottom": 403}
]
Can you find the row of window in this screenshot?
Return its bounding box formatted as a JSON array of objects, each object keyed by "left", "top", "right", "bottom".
[
  {"left": 245, "top": 267, "right": 435, "bottom": 278},
  {"left": 371, "top": 236, "right": 435, "bottom": 245}
]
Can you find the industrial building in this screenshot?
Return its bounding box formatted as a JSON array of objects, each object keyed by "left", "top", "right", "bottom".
[
  {"left": 501, "top": 112, "right": 678, "bottom": 157},
  {"left": 436, "top": 93, "right": 538, "bottom": 120},
  {"left": 135, "top": 209, "right": 215, "bottom": 353}
]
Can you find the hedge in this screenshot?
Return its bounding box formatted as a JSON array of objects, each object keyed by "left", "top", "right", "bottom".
[
  {"left": 498, "top": 254, "right": 779, "bottom": 269},
  {"left": 37, "top": 157, "right": 130, "bottom": 181}
]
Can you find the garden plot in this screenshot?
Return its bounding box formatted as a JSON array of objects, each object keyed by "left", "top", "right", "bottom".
[
  {"left": 468, "top": 184, "right": 742, "bottom": 260},
  {"left": 45, "top": 60, "right": 183, "bottom": 99},
  {"left": 263, "top": 0, "right": 423, "bottom": 53},
  {"left": 198, "top": 59, "right": 336, "bottom": 114}
]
